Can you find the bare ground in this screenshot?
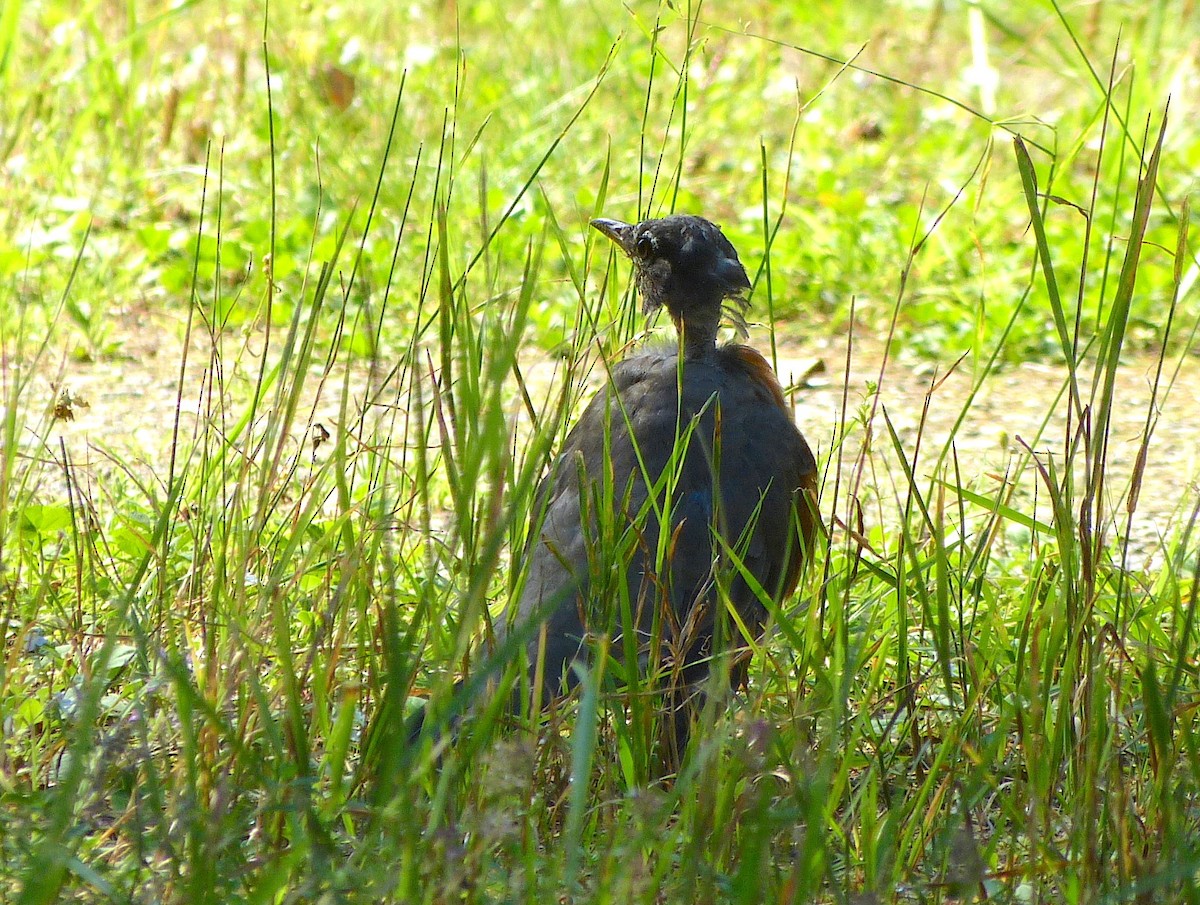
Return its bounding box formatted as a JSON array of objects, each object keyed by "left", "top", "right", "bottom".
[{"left": 22, "top": 311, "right": 1200, "bottom": 568}]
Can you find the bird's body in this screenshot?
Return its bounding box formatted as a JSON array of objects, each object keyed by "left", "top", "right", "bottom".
[{"left": 498, "top": 214, "right": 818, "bottom": 754}]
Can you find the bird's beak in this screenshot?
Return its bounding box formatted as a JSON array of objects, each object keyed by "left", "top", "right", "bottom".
[{"left": 589, "top": 217, "right": 635, "bottom": 256}]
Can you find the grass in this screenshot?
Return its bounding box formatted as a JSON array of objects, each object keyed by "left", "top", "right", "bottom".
[{"left": 2, "top": 0, "right": 1200, "bottom": 901}]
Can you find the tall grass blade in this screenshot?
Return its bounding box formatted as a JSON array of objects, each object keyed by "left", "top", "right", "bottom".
[{"left": 1014, "top": 136, "right": 1083, "bottom": 417}]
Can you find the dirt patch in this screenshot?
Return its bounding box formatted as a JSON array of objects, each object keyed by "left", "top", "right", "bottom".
[
  {"left": 779, "top": 333, "right": 1200, "bottom": 564},
  {"left": 23, "top": 315, "right": 1200, "bottom": 565}
]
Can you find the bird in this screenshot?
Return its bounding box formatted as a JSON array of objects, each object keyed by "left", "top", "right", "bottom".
[{"left": 490, "top": 212, "right": 819, "bottom": 762}]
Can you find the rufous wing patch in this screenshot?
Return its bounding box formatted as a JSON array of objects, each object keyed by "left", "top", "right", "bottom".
[{"left": 725, "top": 344, "right": 787, "bottom": 409}]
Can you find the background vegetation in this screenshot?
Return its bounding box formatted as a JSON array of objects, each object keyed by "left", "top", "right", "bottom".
[{"left": 1, "top": 0, "right": 1198, "bottom": 901}]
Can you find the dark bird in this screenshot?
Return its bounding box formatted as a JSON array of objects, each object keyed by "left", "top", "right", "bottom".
[{"left": 492, "top": 213, "right": 819, "bottom": 761}]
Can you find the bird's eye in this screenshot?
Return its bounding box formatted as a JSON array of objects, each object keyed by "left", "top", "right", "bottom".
[{"left": 634, "top": 234, "right": 654, "bottom": 259}]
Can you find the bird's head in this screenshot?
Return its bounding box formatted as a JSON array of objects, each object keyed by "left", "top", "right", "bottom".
[{"left": 591, "top": 214, "right": 750, "bottom": 353}]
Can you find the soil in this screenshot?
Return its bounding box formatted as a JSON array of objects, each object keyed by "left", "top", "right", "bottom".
[
  {"left": 22, "top": 310, "right": 1200, "bottom": 568},
  {"left": 779, "top": 333, "right": 1200, "bottom": 566}
]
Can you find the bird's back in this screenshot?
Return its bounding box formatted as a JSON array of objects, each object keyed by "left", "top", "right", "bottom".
[{"left": 505, "top": 342, "right": 817, "bottom": 701}]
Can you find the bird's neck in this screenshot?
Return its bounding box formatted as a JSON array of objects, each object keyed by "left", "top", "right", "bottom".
[{"left": 671, "top": 312, "right": 720, "bottom": 359}]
